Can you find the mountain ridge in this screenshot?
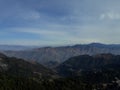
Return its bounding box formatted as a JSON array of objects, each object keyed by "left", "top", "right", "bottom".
[
  {"left": 56, "top": 54, "right": 120, "bottom": 77},
  {"left": 0, "top": 53, "right": 57, "bottom": 78},
  {"left": 2, "top": 43, "right": 120, "bottom": 68}
]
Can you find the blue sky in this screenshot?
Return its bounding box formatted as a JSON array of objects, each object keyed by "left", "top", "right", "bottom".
[{"left": 0, "top": 0, "right": 120, "bottom": 46}]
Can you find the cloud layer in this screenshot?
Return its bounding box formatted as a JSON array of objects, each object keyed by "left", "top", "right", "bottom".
[{"left": 0, "top": 0, "right": 120, "bottom": 46}]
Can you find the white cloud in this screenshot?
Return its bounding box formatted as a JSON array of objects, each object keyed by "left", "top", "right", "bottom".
[
  {"left": 12, "top": 28, "right": 67, "bottom": 36},
  {"left": 100, "top": 12, "right": 120, "bottom": 20}
]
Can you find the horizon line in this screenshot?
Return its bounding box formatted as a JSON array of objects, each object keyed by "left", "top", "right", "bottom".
[{"left": 0, "top": 42, "right": 120, "bottom": 47}]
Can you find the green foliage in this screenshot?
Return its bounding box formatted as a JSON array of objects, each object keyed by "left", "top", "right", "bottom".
[{"left": 0, "top": 71, "right": 120, "bottom": 90}]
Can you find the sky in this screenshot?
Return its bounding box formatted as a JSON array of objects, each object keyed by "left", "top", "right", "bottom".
[{"left": 0, "top": 0, "right": 120, "bottom": 46}]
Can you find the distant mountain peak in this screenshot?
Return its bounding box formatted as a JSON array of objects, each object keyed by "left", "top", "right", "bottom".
[
  {"left": 73, "top": 43, "right": 106, "bottom": 48},
  {"left": 89, "top": 42, "right": 105, "bottom": 45}
]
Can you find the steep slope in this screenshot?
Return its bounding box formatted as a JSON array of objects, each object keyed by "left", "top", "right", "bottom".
[
  {"left": 0, "top": 53, "right": 56, "bottom": 78},
  {"left": 56, "top": 54, "right": 120, "bottom": 76},
  {"left": 2, "top": 43, "right": 120, "bottom": 68}
]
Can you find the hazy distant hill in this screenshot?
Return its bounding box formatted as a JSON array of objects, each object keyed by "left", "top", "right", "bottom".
[
  {"left": 2, "top": 43, "right": 120, "bottom": 68},
  {"left": 0, "top": 45, "right": 34, "bottom": 51}
]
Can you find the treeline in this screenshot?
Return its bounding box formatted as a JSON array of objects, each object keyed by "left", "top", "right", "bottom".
[{"left": 0, "top": 71, "right": 120, "bottom": 90}]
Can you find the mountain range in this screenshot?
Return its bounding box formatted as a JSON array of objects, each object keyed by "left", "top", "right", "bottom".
[
  {"left": 2, "top": 43, "right": 120, "bottom": 68},
  {"left": 0, "top": 52, "right": 120, "bottom": 90}
]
